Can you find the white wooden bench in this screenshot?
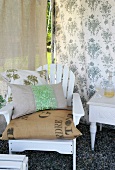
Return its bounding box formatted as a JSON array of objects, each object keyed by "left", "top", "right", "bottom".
[{"left": 0, "top": 154, "right": 28, "bottom": 170}]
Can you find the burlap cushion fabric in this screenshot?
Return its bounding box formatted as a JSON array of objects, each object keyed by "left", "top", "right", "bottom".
[
  {"left": 10, "top": 83, "right": 67, "bottom": 119},
  {"left": 2, "top": 110, "right": 82, "bottom": 140}
]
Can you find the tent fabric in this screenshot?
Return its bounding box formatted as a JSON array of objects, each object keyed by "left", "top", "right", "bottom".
[{"left": 0, "top": 0, "right": 47, "bottom": 96}]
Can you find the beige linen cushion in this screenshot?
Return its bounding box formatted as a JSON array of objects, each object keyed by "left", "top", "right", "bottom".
[
  {"left": 10, "top": 83, "right": 67, "bottom": 119},
  {"left": 2, "top": 110, "right": 82, "bottom": 140}
]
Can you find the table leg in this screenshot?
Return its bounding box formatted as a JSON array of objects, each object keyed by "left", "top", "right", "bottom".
[
  {"left": 99, "top": 123, "right": 102, "bottom": 131},
  {"left": 90, "top": 122, "right": 97, "bottom": 151}
]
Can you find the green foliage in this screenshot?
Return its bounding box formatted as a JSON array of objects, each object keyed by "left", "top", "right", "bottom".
[
  {"left": 47, "top": 32, "right": 51, "bottom": 46},
  {"left": 47, "top": 52, "right": 52, "bottom": 65},
  {"left": 47, "top": 2, "right": 51, "bottom": 33},
  {"left": 47, "top": 1, "right": 51, "bottom": 63},
  {"left": 47, "top": 1, "right": 51, "bottom": 46}
]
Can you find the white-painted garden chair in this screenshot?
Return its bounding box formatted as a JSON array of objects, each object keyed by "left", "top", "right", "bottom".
[{"left": 0, "top": 64, "right": 85, "bottom": 170}]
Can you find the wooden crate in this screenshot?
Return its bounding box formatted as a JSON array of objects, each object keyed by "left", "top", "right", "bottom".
[{"left": 0, "top": 154, "right": 28, "bottom": 170}]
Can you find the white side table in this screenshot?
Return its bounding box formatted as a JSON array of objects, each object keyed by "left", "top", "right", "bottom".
[{"left": 87, "top": 90, "right": 115, "bottom": 150}]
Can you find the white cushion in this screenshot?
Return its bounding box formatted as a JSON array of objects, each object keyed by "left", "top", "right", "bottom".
[{"left": 1, "top": 69, "right": 47, "bottom": 102}]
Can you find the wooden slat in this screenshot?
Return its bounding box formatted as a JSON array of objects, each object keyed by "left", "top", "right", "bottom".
[
  {"left": 0, "top": 160, "right": 23, "bottom": 169},
  {"left": 43, "top": 65, "right": 49, "bottom": 83},
  {"left": 62, "top": 66, "right": 69, "bottom": 98},
  {"left": 50, "top": 64, "right": 56, "bottom": 84},
  {"left": 67, "top": 71, "right": 75, "bottom": 106},
  {"left": 0, "top": 154, "right": 25, "bottom": 161},
  {"left": 56, "top": 64, "right": 63, "bottom": 83}
]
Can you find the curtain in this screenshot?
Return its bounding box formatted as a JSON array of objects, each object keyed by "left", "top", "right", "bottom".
[
  {"left": 0, "top": 0, "right": 47, "bottom": 96},
  {"left": 54, "top": 0, "right": 115, "bottom": 123}
]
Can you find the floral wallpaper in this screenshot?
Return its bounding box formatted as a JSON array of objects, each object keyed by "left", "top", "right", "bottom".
[{"left": 53, "top": 0, "right": 115, "bottom": 123}]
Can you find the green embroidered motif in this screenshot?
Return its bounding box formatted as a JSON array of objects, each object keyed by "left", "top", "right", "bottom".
[
  {"left": 24, "top": 75, "right": 38, "bottom": 85},
  {"left": 6, "top": 69, "right": 20, "bottom": 82},
  {"left": 31, "top": 85, "right": 57, "bottom": 111}
]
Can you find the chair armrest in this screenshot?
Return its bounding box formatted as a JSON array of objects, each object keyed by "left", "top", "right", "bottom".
[
  {"left": 72, "top": 93, "right": 85, "bottom": 126},
  {"left": 0, "top": 103, "right": 13, "bottom": 125}
]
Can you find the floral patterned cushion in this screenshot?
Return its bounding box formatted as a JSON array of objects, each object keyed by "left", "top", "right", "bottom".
[{"left": 1, "top": 69, "right": 47, "bottom": 102}]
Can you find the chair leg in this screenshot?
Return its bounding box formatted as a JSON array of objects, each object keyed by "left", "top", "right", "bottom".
[
  {"left": 73, "top": 139, "right": 76, "bottom": 170},
  {"left": 9, "top": 141, "right": 13, "bottom": 154},
  {"left": 9, "top": 147, "right": 12, "bottom": 154},
  {"left": 100, "top": 123, "right": 102, "bottom": 131}
]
